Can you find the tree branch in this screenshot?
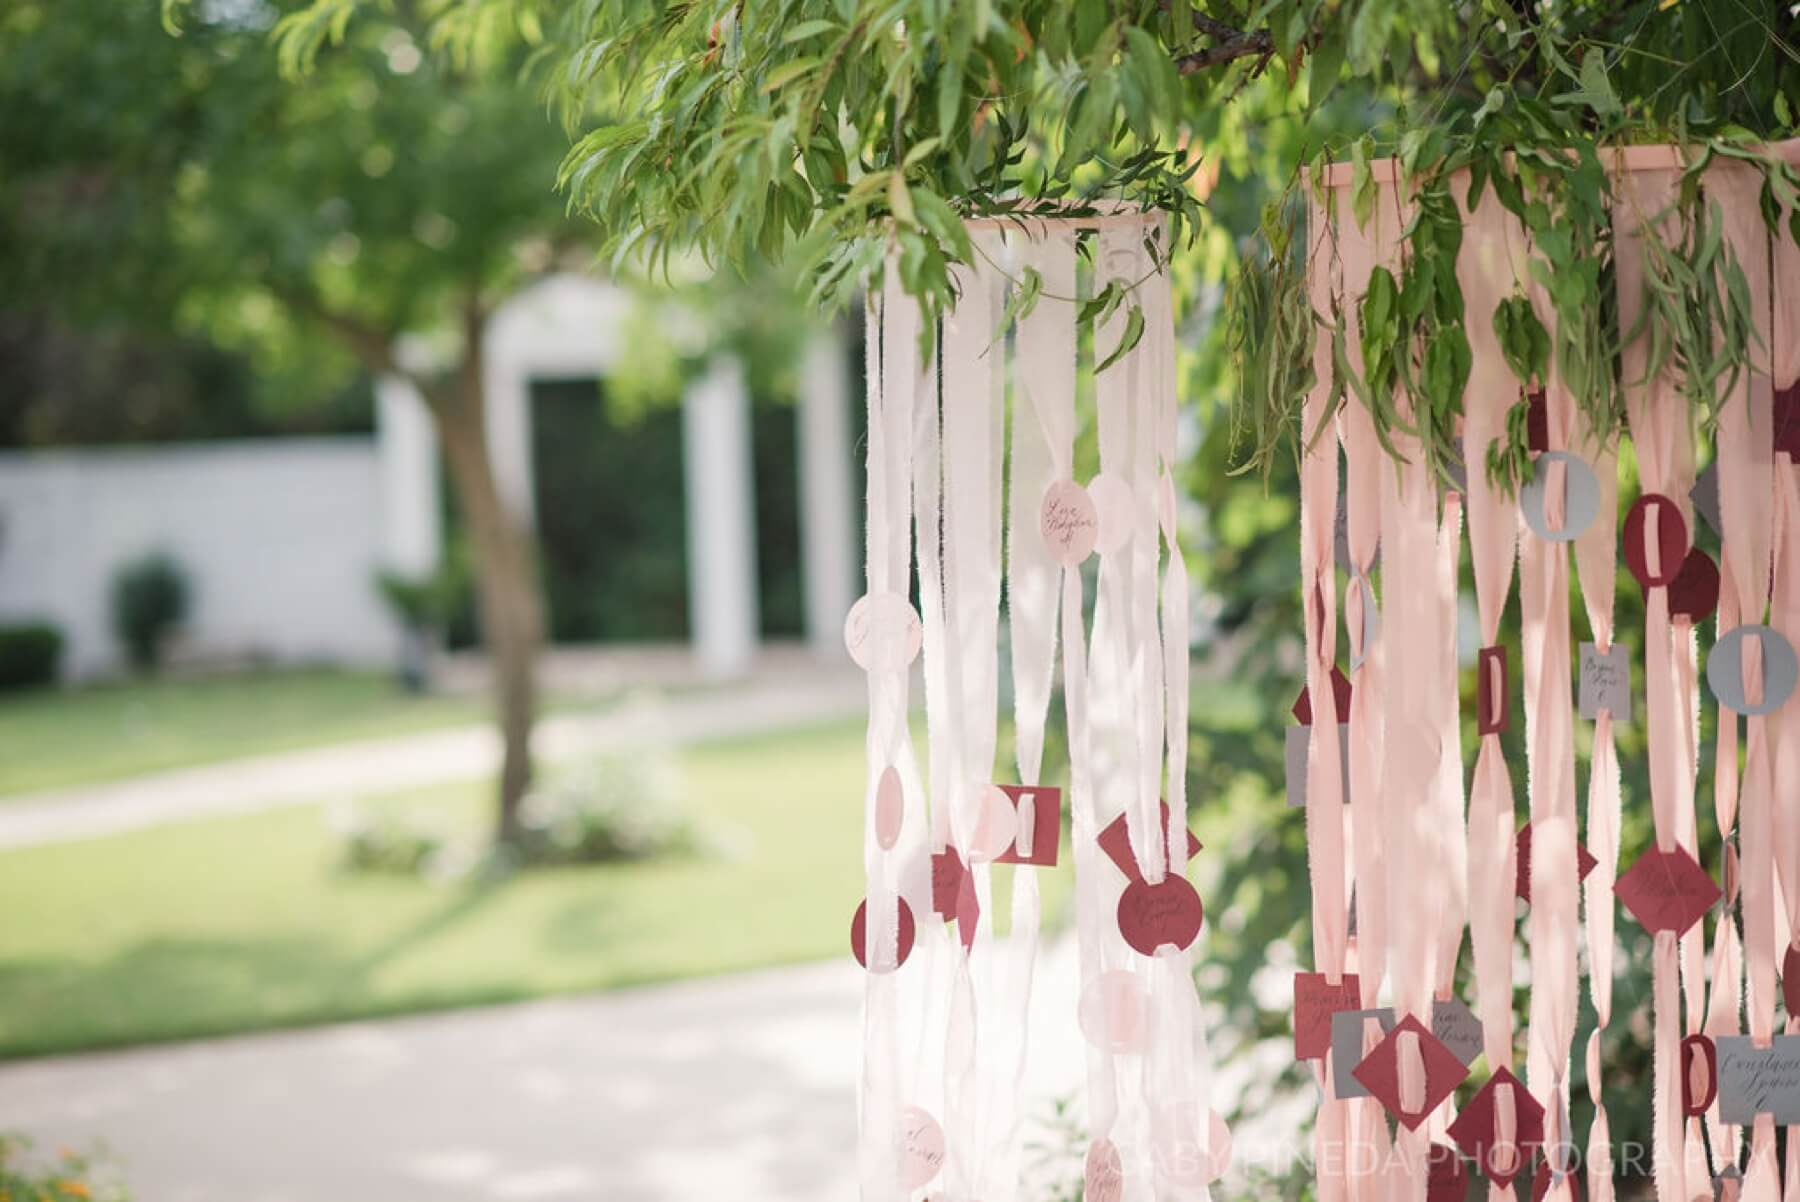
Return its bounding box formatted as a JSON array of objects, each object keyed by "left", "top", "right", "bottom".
[
  {"left": 1166, "top": 9, "right": 1279, "bottom": 76},
  {"left": 1175, "top": 29, "right": 1274, "bottom": 75},
  {"left": 274, "top": 285, "right": 401, "bottom": 378}
]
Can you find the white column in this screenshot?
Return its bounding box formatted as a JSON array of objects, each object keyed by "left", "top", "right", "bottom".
[
  {"left": 797, "top": 329, "right": 858, "bottom": 658},
  {"left": 682, "top": 355, "right": 760, "bottom": 679},
  {"left": 374, "top": 374, "right": 442, "bottom": 578}
]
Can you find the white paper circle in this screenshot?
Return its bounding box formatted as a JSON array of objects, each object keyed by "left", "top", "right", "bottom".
[
  {"left": 874, "top": 765, "right": 904, "bottom": 851},
  {"left": 897, "top": 1105, "right": 945, "bottom": 1189},
  {"left": 964, "top": 784, "right": 1018, "bottom": 863},
  {"left": 1078, "top": 969, "right": 1147, "bottom": 1053},
  {"left": 1519, "top": 450, "right": 1601, "bottom": 543},
  {"left": 1088, "top": 473, "right": 1136, "bottom": 554},
  {"left": 1152, "top": 1102, "right": 1233, "bottom": 1188},
  {"left": 1040, "top": 480, "right": 1099, "bottom": 565},
  {"left": 843, "top": 592, "right": 922, "bottom": 673},
  {"left": 1706, "top": 624, "right": 1799, "bottom": 716}
]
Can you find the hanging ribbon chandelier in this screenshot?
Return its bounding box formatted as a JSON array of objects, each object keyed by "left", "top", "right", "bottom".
[
  {"left": 848, "top": 211, "right": 1228, "bottom": 1202},
  {"left": 1292, "top": 143, "right": 1800, "bottom": 1202}
]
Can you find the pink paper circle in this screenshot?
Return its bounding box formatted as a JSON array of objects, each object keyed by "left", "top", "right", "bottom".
[
  {"left": 843, "top": 592, "right": 922, "bottom": 673},
  {"left": 873, "top": 766, "right": 904, "bottom": 851},
  {"left": 1084, "top": 1138, "right": 1124, "bottom": 1202},
  {"left": 850, "top": 897, "right": 915, "bottom": 973},
  {"left": 1117, "top": 876, "right": 1204, "bottom": 956},
  {"left": 897, "top": 1105, "right": 945, "bottom": 1189},
  {"left": 964, "top": 784, "right": 1018, "bottom": 863},
  {"left": 1087, "top": 472, "right": 1136, "bottom": 554},
  {"left": 1078, "top": 970, "right": 1147, "bottom": 1053},
  {"left": 1040, "top": 480, "right": 1099, "bottom": 566},
  {"left": 1152, "top": 1102, "right": 1232, "bottom": 1187}
]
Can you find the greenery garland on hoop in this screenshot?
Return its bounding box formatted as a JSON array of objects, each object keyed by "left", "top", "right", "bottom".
[{"left": 1228, "top": 122, "right": 1797, "bottom": 495}]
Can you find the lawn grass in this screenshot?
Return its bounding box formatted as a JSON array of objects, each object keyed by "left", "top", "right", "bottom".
[
  {"left": 0, "top": 720, "right": 1075, "bottom": 1059},
  {"left": 0, "top": 669, "right": 494, "bottom": 797}
]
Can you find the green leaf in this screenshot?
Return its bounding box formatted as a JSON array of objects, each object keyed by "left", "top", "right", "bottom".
[
  {"left": 760, "top": 56, "right": 822, "bottom": 95},
  {"left": 1096, "top": 305, "right": 1145, "bottom": 372},
  {"left": 783, "top": 20, "right": 841, "bottom": 44}
]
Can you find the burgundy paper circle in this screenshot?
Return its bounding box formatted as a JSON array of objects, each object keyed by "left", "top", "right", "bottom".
[
  {"left": 1426, "top": 1142, "right": 1469, "bottom": 1202},
  {"left": 1084, "top": 1138, "right": 1125, "bottom": 1202},
  {"left": 1681, "top": 1033, "right": 1718, "bottom": 1117},
  {"left": 850, "top": 897, "right": 915, "bottom": 973},
  {"left": 1041, "top": 480, "right": 1099, "bottom": 566},
  {"left": 1117, "top": 876, "right": 1204, "bottom": 956},
  {"left": 1784, "top": 943, "right": 1800, "bottom": 1015},
  {"left": 897, "top": 1105, "right": 945, "bottom": 1189},
  {"left": 1669, "top": 547, "right": 1721, "bottom": 622},
  {"left": 1623, "top": 493, "right": 1689, "bottom": 588},
  {"left": 873, "top": 766, "right": 904, "bottom": 851}
]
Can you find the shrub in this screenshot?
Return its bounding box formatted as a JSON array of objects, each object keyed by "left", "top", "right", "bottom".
[
  {"left": 0, "top": 1135, "right": 127, "bottom": 1201},
  {"left": 515, "top": 750, "right": 705, "bottom": 866},
  {"left": 0, "top": 622, "right": 63, "bottom": 690},
  {"left": 109, "top": 552, "right": 189, "bottom": 672},
  {"left": 332, "top": 804, "right": 455, "bottom": 877}
]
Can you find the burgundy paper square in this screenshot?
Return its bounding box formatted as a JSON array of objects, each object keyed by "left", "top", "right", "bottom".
[
  {"left": 1776, "top": 384, "right": 1800, "bottom": 459},
  {"left": 1448, "top": 1066, "right": 1545, "bottom": 1189},
  {"left": 1097, "top": 801, "right": 1201, "bottom": 884},
  {"left": 1292, "top": 666, "right": 1354, "bottom": 726},
  {"left": 1525, "top": 388, "right": 1549, "bottom": 453},
  {"left": 931, "top": 846, "right": 965, "bottom": 921},
  {"left": 1515, "top": 822, "right": 1600, "bottom": 902},
  {"left": 1294, "top": 971, "right": 1362, "bottom": 1061},
  {"left": 1349, "top": 1013, "right": 1470, "bottom": 1131},
  {"left": 1615, "top": 844, "right": 1721, "bottom": 935}
]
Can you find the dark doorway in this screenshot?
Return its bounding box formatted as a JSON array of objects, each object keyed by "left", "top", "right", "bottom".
[{"left": 530, "top": 377, "right": 690, "bottom": 642}]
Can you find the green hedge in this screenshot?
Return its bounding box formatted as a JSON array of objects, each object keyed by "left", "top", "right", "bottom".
[{"left": 0, "top": 622, "right": 64, "bottom": 690}]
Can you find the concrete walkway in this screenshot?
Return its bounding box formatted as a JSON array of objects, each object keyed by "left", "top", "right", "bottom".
[
  {"left": 0, "top": 668, "right": 866, "bottom": 849},
  {"left": 0, "top": 946, "right": 1098, "bottom": 1202},
  {"left": 0, "top": 961, "right": 864, "bottom": 1202}
]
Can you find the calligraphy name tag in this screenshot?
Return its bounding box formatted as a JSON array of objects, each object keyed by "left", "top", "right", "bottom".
[
  {"left": 1285, "top": 723, "right": 1352, "bottom": 809},
  {"left": 1294, "top": 971, "right": 1362, "bottom": 1061},
  {"left": 993, "top": 784, "right": 1061, "bottom": 867},
  {"left": 1430, "top": 996, "right": 1484, "bottom": 1066},
  {"left": 1715, "top": 1035, "right": 1800, "bottom": 1125},
  {"left": 1578, "top": 643, "right": 1631, "bottom": 721}
]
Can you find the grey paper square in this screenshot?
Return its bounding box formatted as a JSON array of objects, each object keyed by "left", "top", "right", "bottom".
[
  {"left": 1330, "top": 1007, "right": 1394, "bottom": 1100},
  {"left": 1579, "top": 642, "right": 1631, "bottom": 722},
  {"left": 1716, "top": 1035, "right": 1800, "bottom": 1124},
  {"left": 1285, "top": 723, "right": 1353, "bottom": 809},
  {"left": 1692, "top": 462, "right": 1723, "bottom": 539},
  {"left": 1334, "top": 490, "right": 1378, "bottom": 574},
  {"left": 1441, "top": 435, "right": 1468, "bottom": 498},
  {"left": 1431, "top": 997, "right": 1483, "bottom": 1066}
]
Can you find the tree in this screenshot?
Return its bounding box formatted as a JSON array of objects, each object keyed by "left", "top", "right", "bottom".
[{"left": 1, "top": 0, "right": 586, "bottom": 842}]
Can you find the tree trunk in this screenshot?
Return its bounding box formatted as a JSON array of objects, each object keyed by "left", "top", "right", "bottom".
[{"left": 429, "top": 346, "right": 544, "bottom": 847}]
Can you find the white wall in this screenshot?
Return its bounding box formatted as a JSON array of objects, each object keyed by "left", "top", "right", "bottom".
[{"left": 0, "top": 438, "right": 400, "bottom": 679}]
